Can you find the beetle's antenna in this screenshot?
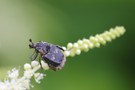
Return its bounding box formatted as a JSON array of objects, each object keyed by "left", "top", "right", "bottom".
[
  {"left": 29, "top": 38, "right": 34, "bottom": 48},
  {"left": 29, "top": 38, "right": 33, "bottom": 44}
]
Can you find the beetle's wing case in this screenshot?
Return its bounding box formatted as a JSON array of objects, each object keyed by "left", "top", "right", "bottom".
[
  {"left": 48, "top": 56, "right": 66, "bottom": 71},
  {"left": 42, "top": 44, "right": 65, "bottom": 67}
]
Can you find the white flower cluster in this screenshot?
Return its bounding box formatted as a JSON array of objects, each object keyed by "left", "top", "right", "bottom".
[
  {"left": 64, "top": 26, "right": 126, "bottom": 57},
  {"left": 0, "top": 61, "right": 49, "bottom": 90}
]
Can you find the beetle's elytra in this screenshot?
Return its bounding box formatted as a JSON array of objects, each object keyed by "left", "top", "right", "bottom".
[{"left": 29, "top": 39, "right": 66, "bottom": 71}]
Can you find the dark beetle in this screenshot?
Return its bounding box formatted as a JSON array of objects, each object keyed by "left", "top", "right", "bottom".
[{"left": 29, "top": 39, "right": 66, "bottom": 71}]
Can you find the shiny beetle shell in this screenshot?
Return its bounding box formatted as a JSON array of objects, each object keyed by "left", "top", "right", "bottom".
[{"left": 29, "top": 39, "right": 66, "bottom": 71}]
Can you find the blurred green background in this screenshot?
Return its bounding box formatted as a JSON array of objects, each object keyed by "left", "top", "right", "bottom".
[{"left": 0, "top": 0, "right": 135, "bottom": 90}]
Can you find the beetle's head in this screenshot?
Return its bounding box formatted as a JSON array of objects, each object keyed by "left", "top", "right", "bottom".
[{"left": 29, "top": 38, "right": 35, "bottom": 49}]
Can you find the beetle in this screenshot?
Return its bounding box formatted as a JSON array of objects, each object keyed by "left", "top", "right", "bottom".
[{"left": 29, "top": 39, "right": 66, "bottom": 71}]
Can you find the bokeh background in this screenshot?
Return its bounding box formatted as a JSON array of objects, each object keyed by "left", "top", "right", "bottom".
[{"left": 0, "top": 0, "right": 135, "bottom": 90}]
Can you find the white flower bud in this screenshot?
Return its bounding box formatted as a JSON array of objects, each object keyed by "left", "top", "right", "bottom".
[
  {"left": 64, "top": 51, "right": 70, "bottom": 57},
  {"left": 83, "top": 39, "right": 89, "bottom": 44},
  {"left": 41, "top": 61, "right": 49, "bottom": 70},
  {"left": 34, "top": 73, "right": 45, "bottom": 83},
  {"left": 82, "top": 44, "right": 89, "bottom": 52},
  {"left": 109, "top": 33, "right": 116, "bottom": 39},
  {"left": 31, "top": 61, "right": 39, "bottom": 68},
  {"left": 96, "top": 34, "right": 103, "bottom": 41},
  {"left": 24, "top": 63, "right": 31, "bottom": 70},
  {"left": 75, "top": 49, "right": 81, "bottom": 55},
  {"left": 67, "top": 43, "right": 73, "bottom": 49},
  {"left": 8, "top": 68, "right": 19, "bottom": 79},
  {"left": 77, "top": 40, "right": 83, "bottom": 46},
  {"left": 89, "top": 36, "right": 98, "bottom": 43},
  {"left": 62, "top": 46, "right": 67, "bottom": 51},
  {"left": 83, "top": 44, "right": 88, "bottom": 49},
  {"left": 117, "top": 27, "right": 125, "bottom": 35},
  {"left": 110, "top": 29, "right": 119, "bottom": 37},
  {"left": 100, "top": 40, "right": 106, "bottom": 45},
  {"left": 101, "top": 34, "right": 112, "bottom": 42},
  {"left": 95, "top": 43, "right": 100, "bottom": 48},
  {"left": 88, "top": 41, "right": 94, "bottom": 49},
  {"left": 114, "top": 30, "right": 121, "bottom": 37},
  {"left": 73, "top": 43, "right": 79, "bottom": 48}
]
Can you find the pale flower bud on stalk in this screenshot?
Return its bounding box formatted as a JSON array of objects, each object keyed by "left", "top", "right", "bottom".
[{"left": 64, "top": 26, "right": 126, "bottom": 57}]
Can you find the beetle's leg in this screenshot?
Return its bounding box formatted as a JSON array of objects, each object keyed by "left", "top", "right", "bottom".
[
  {"left": 38, "top": 55, "right": 43, "bottom": 69},
  {"left": 30, "top": 50, "right": 35, "bottom": 60},
  {"left": 30, "top": 50, "right": 38, "bottom": 61},
  {"left": 56, "top": 45, "right": 65, "bottom": 51}
]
